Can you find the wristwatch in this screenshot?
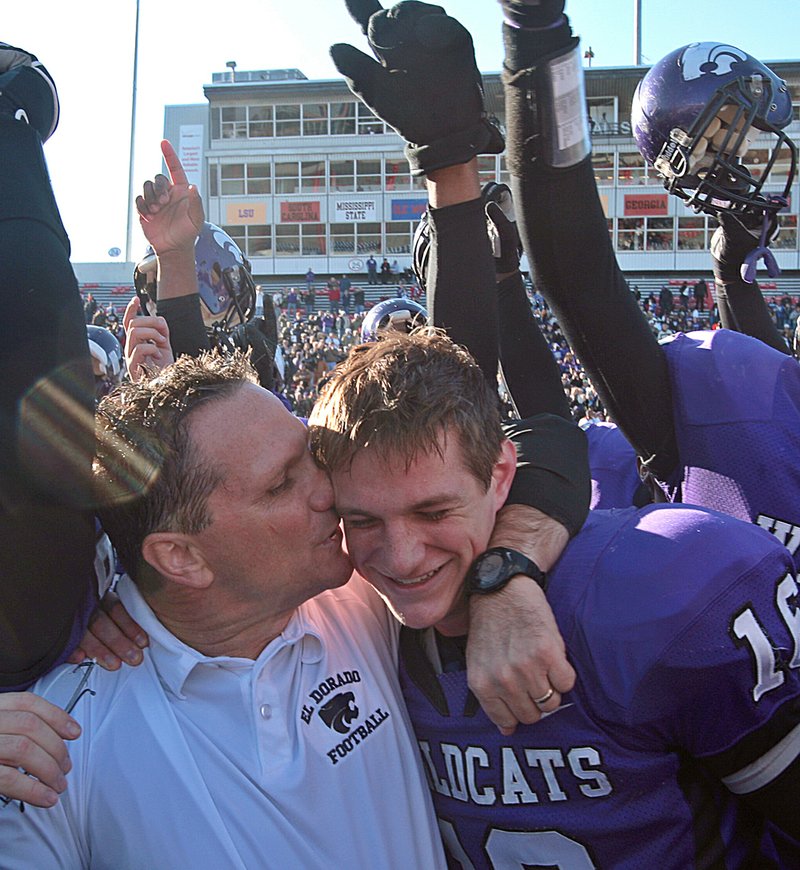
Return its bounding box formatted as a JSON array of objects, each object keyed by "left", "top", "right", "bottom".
[{"left": 467, "top": 547, "right": 547, "bottom": 595}]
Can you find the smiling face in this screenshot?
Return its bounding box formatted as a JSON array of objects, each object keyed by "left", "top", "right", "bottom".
[{"left": 332, "top": 431, "right": 515, "bottom": 636}]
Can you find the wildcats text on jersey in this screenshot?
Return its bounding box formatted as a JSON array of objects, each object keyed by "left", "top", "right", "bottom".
[
  {"left": 418, "top": 740, "right": 613, "bottom": 806},
  {"left": 756, "top": 514, "right": 800, "bottom": 557}
]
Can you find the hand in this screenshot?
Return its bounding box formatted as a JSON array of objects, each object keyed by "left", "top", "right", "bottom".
[
  {"left": 484, "top": 183, "right": 523, "bottom": 277},
  {"left": 710, "top": 210, "right": 780, "bottom": 283},
  {"left": 67, "top": 591, "right": 148, "bottom": 672},
  {"left": 136, "top": 140, "right": 204, "bottom": 256},
  {"left": 0, "top": 693, "right": 81, "bottom": 808},
  {"left": 122, "top": 296, "right": 174, "bottom": 382},
  {"left": 467, "top": 577, "right": 575, "bottom": 735},
  {"left": 331, "top": 0, "right": 503, "bottom": 175}
]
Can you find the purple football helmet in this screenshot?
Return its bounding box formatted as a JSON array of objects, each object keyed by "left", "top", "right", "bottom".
[
  {"left": 632, "top": 43, "right": 796, "bottom": 216},
  {"left": 361, "top": 298, "right": 428, "bottom": 342},
  {"left": 86, "top": 325, "right": 123, "bottom": 398},
  {"left": 133, "top": 222, "right": 256, "bottom": 330}
]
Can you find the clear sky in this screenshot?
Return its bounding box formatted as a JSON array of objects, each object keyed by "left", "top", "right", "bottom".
[{"left": 6, "top": 0, "right": 800, "bottom": 263}]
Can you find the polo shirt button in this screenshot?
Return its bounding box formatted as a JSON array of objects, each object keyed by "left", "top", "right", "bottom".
[{"left": 259, "top": 704, "right": 272, "bottom": 720}]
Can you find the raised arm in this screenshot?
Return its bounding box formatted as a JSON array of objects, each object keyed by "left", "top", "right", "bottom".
[
  {"left": 137, "top": 140, "right": 209, "bottom": 357},
  {"left": 500, "top": 0, "right": 679, "bottom": 480}
]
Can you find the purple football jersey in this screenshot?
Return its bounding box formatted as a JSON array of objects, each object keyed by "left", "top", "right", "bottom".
[
  {"left": 583, "top": 420, "right": 641, "bottom": 509},
  {"left": 400, "top": 506, "right": 800, "bottom": 869},
  {"left": 664, "top": 330, "right": 800, "bottom": 570}
]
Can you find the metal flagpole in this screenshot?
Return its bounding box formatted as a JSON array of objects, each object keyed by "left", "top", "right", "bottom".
[
  {"left": 125, "top": 0, "right": 141, "bottom": 264},
  {"left": 633, "top": 0, "right": 642, "bottom": 65}
]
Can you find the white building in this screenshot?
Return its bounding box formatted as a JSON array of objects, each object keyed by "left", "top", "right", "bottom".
[{"left": 163, "top": 61, "right": 800, "bottom": 291}]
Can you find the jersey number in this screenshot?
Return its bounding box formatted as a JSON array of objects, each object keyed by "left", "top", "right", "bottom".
[
  {"left": 732, "top": 573, "right": 800, "bottom": 702},
  {"left": 440, "top": 820, "right": 595, "bottom": 869}
]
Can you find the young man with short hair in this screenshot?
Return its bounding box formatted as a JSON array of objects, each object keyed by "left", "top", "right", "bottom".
[{"left": 310, "top": 329, "right": 800, "bottom": 867}]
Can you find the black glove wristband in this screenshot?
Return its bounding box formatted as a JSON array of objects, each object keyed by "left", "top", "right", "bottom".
[
  {"left": 499, "top": 0, "right": 566, "bottom": 31},
  {"left": 504, "top": 413, "right": 591, "bottom": 537},
  {"left": 405, "top": 118, "right": 504, "bottom": 176}
]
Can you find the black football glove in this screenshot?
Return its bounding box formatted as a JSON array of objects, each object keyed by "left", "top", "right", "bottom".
[
  {"left": 484, "top": 182, "right": 523, "bottom": 275},
  {"left": 331, "top": 0, "right": 503, "bottom": 176}
]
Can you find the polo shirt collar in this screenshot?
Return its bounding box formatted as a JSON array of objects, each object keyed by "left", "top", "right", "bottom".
[{"left": 116, "top": 576, "right": 325, "bottom": 700}]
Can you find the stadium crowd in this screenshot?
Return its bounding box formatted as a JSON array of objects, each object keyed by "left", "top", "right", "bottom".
[{"left": 3, "top": 0, "right": 800, "bottom": 867}]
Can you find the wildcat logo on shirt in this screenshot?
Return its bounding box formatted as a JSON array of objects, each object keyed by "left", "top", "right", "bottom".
[
  {"left": 318, "top": 691, "right": 359, "bottom": 734},
  {"left": 299, "top": 669, "right": 391, "bottom": 764}
]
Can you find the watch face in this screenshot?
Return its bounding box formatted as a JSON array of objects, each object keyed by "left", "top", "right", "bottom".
[{"left": 477, "top": 552, "right": 505, "bottom": 583}]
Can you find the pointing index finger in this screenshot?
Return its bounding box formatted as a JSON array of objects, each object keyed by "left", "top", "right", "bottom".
[
  {"left": 161, "top": 139, "right": 188, "bottom": 187},
  {"left": 344, "top": 0, "right": 384, "bottom": 33}
]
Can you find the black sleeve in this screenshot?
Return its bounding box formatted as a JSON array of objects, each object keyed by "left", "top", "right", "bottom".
[
  {"left": 714, "top": 275, "right": 790, "bottom": 355},
  {"left": 504, "top": 23, "right": 679, "bottom": 481},
  {"left": 427, "top": 196, "right": 499, "bottom": 385},
  {"left": 497, "top": 270, "right": 571, "bottom": 420},
  {"left": 0, "top": 120, "right": 96, "bottom": 685},
  {"left": 503, "top": 414, "right": 591, "bottom": 538},
  {"left": 156, "top": 294, "right": 210, "bottom": 359}
]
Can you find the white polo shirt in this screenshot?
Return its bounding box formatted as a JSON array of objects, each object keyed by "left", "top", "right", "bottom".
[{"left": 1, "top": 576, "right": 446, "bottom": 869}]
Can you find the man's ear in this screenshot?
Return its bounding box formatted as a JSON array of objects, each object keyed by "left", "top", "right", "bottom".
[
  {"left": 491, "top": 438, "right": 518, "bottom": 509},
  {"left": 141, "top": 532, "right": 214, "bottom": 590}
]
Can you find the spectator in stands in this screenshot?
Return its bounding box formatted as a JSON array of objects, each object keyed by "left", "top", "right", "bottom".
[
  {"left": 286, "top": 287, "right": 298, "bottom": 315},
  {"left": 366, "top": 254, "right": 377, "bottom": 284},
  {"left": 352, "top": 285, "right": 365, "bottom": 314},
  {"left": 305, "top": 267, "right": 315, "bottom": 292},
  {"left": 658, "top": 283, "right": 673, "bottom": 316},
  {"left": 327, "top": 276, "right": 340, "bottom": 311},
  {"left": 694, "top": 277, "right": 707, "bottom": 311},
  {"left": 340, "top": 273, "right": 351, "bottom": 313},
  {"left": 380, "top": 257, "right": 391, "bottom": 284},
  {"left": 83, "top": 292, "right": 97, "bottom": 323}
]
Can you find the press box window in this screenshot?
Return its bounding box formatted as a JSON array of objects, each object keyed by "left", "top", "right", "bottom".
[
  {"left": 221, "top": 164, "right": 245, "bottom": 196},
  {"left": 331, "top": 223, "right": 356, "bottom": 254},
  {"left": 385, "top": 157, "right": 411, "bottom": 191},
  {"left": 247, "top": 164, "right": 271, "bottom": 195},
  {"left": 302, "top": 224, "right": 326, "bottom": 256},
  {"left": 385, "top": 221, "right": 414, "bottom": 255},
  {"left": 592, "top": 152, "right": 615, "bottom": 185},
  {"left": 276, "top": 225, "right": 300, "bottom": 256},
  {"left": 275, "top": 162, "right": 300, "bottom": 195},
  {"left": 331, "top": 102, "right": 356, "bottom": 135},
  {"left": 677, "top": 216, "right": 707, "bottom": 250},
  {"left": 301, "top": 161, "right": 326, "bottom": 193},
  {"left": 357, "top": 223, "right": 381, "bottom": 254},
  {"left": 249, "top": 106, "right": 274, "bottom": 138},
  {"left": 331, "top": 160, "right": 355, "bottom": 192},
  {"left": 302, "top": 104, "right": 329, "bottom": 136},
  {"left": 276, "top": 105, "right": 301, "bottom": 137},
  {"left": 356, "top": 160, "right": 381, "bottom": 192},
  {"left": 645, "top": 217, "right": 674, "bottom": 251},
  {"left": 618, "top": 152, "right": 647, "bottom": 185}
]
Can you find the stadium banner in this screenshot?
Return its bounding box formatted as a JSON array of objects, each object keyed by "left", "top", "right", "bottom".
[
  {"left": 334, "top": 199, "right": 377, "bottom": 222},
  {"left": 391, "top": 199, "right": 428, "bottom": 220},
  {"left": 178, "top": 125, "right": 204, "bottom": 193},
  {"left": 226, "top": 202, "right": 268, "bottom": 224},
  {"left": 624, "top": 193, "right": 668, "bottom": 216},
  {"left": 280, "top": 201, "right": 321, "bottom": 222}
]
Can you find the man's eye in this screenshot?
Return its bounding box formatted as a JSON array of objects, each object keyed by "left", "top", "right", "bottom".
[
  {"left": 421, "top": 510, "right": 448, "bottom": 522},
  {"left": 345, "top": 517, "right": 377, "bottom": 530},
  {"left": 267, "top": 479, "right": 291, "bottom": 497}
]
